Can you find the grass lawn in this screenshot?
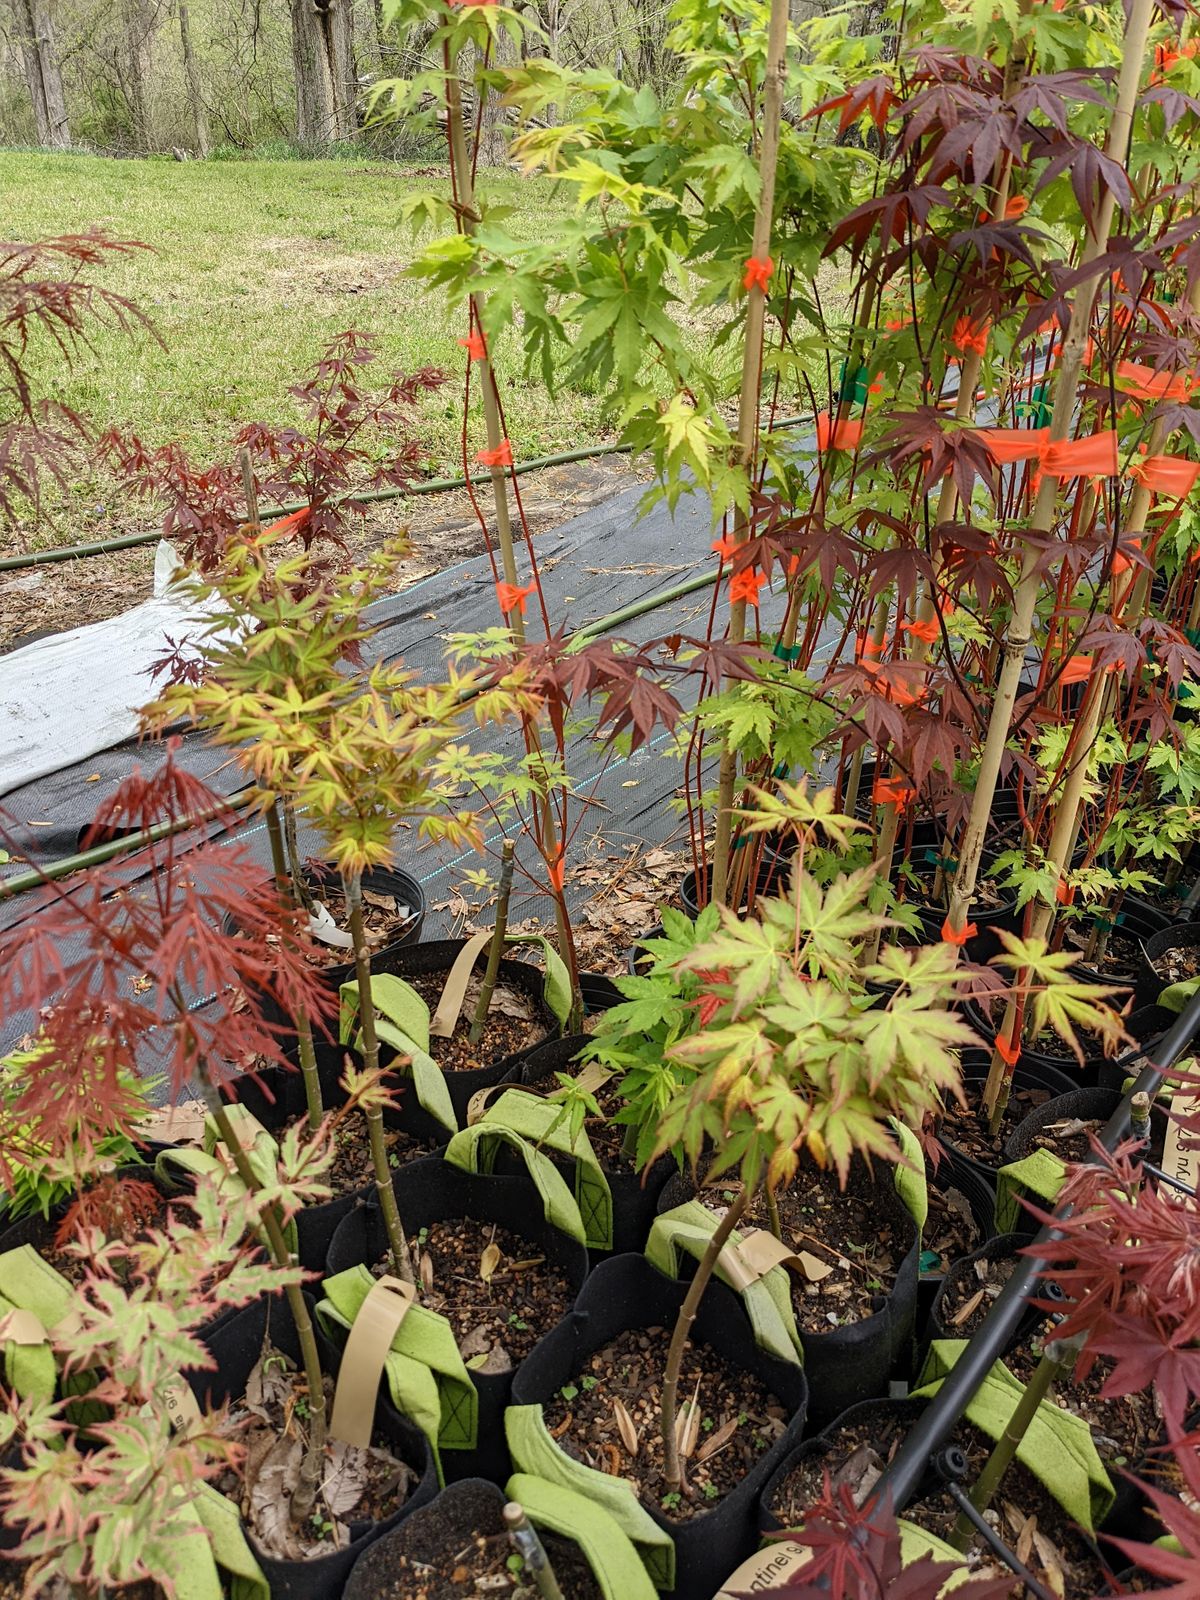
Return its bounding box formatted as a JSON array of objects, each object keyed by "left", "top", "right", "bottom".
[{"left": 1, "top": 151, "right": 608, "bottom": 545}]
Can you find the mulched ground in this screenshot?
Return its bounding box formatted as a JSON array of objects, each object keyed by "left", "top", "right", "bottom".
[
  {"left": 317, "top": 1111, "right": 438, "bottom": 1195},
  {"left": 906, "top": 1425, "right": 1108, "bottom": 1595},
  {"left": 365, "top": 1517, "right": 603, "bottom": 1600},
  {"left": 403, "top": 971, "right": 548, "bottom": 1072},
  {"left": 541, "top": 1323, "right": 787, "bottom": 1519},
  {"left": 1061, "top": 927, "right": 1144, "bottom": 989},
  {"left": 372, "top": 1216, "right": 574, "bottom": 1371},
  {"left": 1006, "top": 1346, "right": 1163, "bottom": 1481},
  {"left": 697, "top": 1162, "right": 911, "bottom": 1335}
]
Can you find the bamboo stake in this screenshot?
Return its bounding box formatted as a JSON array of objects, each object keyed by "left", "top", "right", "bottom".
[{"left": 710, "top": 0, "right": 792, "bottom": 907}]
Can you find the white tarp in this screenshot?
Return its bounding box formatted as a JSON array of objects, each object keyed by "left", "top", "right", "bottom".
[{"left": 0, "top": 542, "right": 228, "bottom": 797}]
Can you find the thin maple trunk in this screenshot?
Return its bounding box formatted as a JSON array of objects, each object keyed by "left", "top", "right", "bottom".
[
  {"left": 345, "top": 871, "right": 415, "bottom": 1286},
  {"left": 442, "top": 46, "right": 583, "bottom": 1026},
  {"left": 661, "top": 1187, "right": 749, "bottom": 1492},
  {"left": 711, "top": 0, "right": 791, "bottom": 907},
  {"left": 945, "top": 0, "right": 1156, "bottom": 982}
]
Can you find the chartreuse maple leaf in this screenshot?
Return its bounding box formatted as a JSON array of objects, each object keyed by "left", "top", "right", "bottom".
[{"left": 991, "top": 931, "right": 1128, "bottom": 1062}]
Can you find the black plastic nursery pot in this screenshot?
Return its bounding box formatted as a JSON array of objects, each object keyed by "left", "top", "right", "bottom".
[
  {"left": 513, "top": 1045, "right": 675, "bottom": 1258},
  {"left": 304, "top": 862, "right": 427, "bottom": 991},
  {"left": 959, "top": 994, "right": 1107, "bottom": 1087},
  {"left": 509, "top": 1252, "right": 808, "bottom": 1600},
  {"left": 369, "top": 938, "right": 561, "bottom": 1125},
  {"left": 325, "top": 1155, "right": 591, "bottom": 1486},
  {"left": 342, "top": 1477, "right": 624, "bottom": 1600},
  {"left": 1139, "top": 922, "right": 1200, "bottom": 1010},
  {"left": 1001, "top": 1085, "right": 1166, "bottom": 1170},
  {"left": 678, "top": 859, "right": 789, "bottom": 919},
  {"left": 190, "top": 1291, "right": 438, "bottom": 1600},
  {"left": 758, "top": 1396, "right": 930, "bottom": 1535}
]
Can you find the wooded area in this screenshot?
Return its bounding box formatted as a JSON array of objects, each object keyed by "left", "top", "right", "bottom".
[{"left": 0, "top": 0, "right": 872, "bottom": 159}]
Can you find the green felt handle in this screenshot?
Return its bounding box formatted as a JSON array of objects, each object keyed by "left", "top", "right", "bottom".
[
  {"left": 442, "top": 1123, "right": 588, "bottom": 1245},
  {"left": 340, "top": 975, "right": 458, "bottom": 1134},
  {"left": 175, "top": 1484, "right": 270, "bottom": 1600},
  {"left": 915, "top": 1339, "right": 1114, "bottom": 1531},
  {"left": 0, "top": 1244, "right": 73, "bottom": 1403},
  {"left": 644, "top": 1202, "right": 802, "bottom": 1366},
  {"left": 155, "top": 1110, "right": 299, "bottom": 1257},
  {"left": 319, "top": 1264, "right": 477, "bottom": 1470},
  {"left": 458, "top": 1089, "right": 612, "bottom": 1248},
  {"left": 505, "top": 1473, "right": 659, "bottom": 1600},
  {"left": 995, "top": 1150, "right": 1065, "bottom": 1234},
  {"left": 501, "top": 934, "right": 573, "bottom": 1026},
  {"left": 505, "top": 1404, "right": 675, "bottom": 1590}
]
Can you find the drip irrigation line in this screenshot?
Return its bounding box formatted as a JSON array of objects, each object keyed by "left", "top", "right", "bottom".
[
  {"left": 0, "top": 413, "right": 813, "bottom": 576},
  {"left": 943, "top": 1481, "right": 1057, "bottom": 1600},
  {"left": 872, "top": 982, "right": 1200, "bottom": 1517}
]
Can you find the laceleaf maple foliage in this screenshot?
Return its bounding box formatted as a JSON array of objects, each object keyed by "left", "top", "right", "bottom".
[
  {"left": 0, "top": 749, "right": 333, "bottom": 1187},
  {"left": 99, "top": 329, "right": 444, "bottom": 573},
  {"left": 728, "top": 1478, "right": 1012, "bottom": 1600},
  {"left": 1026, "top": 1128, "right": 1200, "bottom": 1440}
]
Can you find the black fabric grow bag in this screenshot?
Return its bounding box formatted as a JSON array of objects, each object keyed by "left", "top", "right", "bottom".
[
  {"left": 325, "top": 1155, "right": 590, "bottom": 1486},
  {"left": 1139, "top": 922, "right": 1200, "bottom": 1009},
  {"left": 369, "top": 938, "right": 561, "bottom": 1125},
  {"left": 759, "top": 1396, "right": 930, "bottom": 1534},
  {"left": 0, "top": 1161, "right": 187, "bottom": 1260},
  {"left": 1001, "top": 1085, "right": 1166, "bottom": 1170},
  {"left": 1097, "top": 1006, "right": 1176, "bottom": 1091},
  {"left": 190, "top": 1291, "right": 437, "bottom": 1600},
  {"left": 654, "top": 1167, "right": 920, "bottom": 1429},
  {"left": 342, "top": 1479, "right": 508, "bottom": 1600},
  {"left": 926, "top": 1233, "right": 1050, "bottom": 1355},
  {"left": 938, "top": 1049, "right": 1078, "bottom": 1195},
  {"left": 509, "top": 1045, "right": 675, "bottom": 1258},
  {"left": 510, "top": 1253, "right": 808, "bottom": 1600}
]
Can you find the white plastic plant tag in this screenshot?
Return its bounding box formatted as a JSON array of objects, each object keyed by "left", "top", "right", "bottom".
[{"left": 309, "top": 900, "right": 354, "bottom": 950}]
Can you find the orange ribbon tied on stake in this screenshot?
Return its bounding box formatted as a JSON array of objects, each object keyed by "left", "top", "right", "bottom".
[
  {"left": 940, "top": 917, "right": 978, "bottom": 947},
  {"left": 730, "top": 568, "right": 767, "bottom": 606},
  {"left": 712, "top": 535, "right": 738, "bottom": 560},
  {"left": 872, "top": 775, "right": 916, "bottom": 808},
  {"left": 1112, "top": 536, "right": 1143, "bottom": 577},
  {"left": 477, "top": 440, "right": 514, "bottom": 468},
  {"left": 1129, "top": 454, "right": 1200, "bottom": 498},
  {"left": 458, "top": 331, "right": 487, "bottom": 361},
  {"left": 548, "top": 851, "right": 566, "bottom": 892},
  {"left": 496, "top": 579, "right": 535, "bottom": 617},
  {"left": 995, "top": 1032, "right": 1021, "bottom": 1067},
  {"left": 1055, "top": 880, "right": 1076, "bottom": 907},
  {"left": 951, "top": 316, "right": 990, "bottom": 358},
  {"left": 742, "top": 255, "right": 775, "bottom": 293},
  {"left": 816, "top": 412, "right": 864, "bottom": 452},
  {"left": 1115, "top": 361, "right": 1195, "bottom": 404},
  {"left": 973, "top": 426, "right": 1050, "bottom": 465},
  {"left": 900, "top": 617, "right": 940, "bottom": 645},
  {"left": 1040, "top": 430, "right": 1119, "bottom": 480}
]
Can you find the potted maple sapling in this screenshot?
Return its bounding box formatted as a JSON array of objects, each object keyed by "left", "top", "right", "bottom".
[
  {"left": 503, "top": 784, "right": 972, "bottom": 1592},
  {"left": 152, "top": 524, "right": 532, "bottom": 1277},
  {"left": 0, "top": 760, "right": 436, "bottom": 1565}
]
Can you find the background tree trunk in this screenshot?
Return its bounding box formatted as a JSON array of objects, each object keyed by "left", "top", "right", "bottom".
[
  {"left": 177, "top": 1, "right": 208, "bottom": 155},
  {"left": 12, "top": 0, "right": 70, "bottom": 148},
  {"left": 290, "top": 0, "right": 356, "bottom": 146},
  {"left": 122, "top": 0, "right": 155, "bottom": 152},
  {"left": 478, "top": 24, "right": 514, "bottom": 165}
]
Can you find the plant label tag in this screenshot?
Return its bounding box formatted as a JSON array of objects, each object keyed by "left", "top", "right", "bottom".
[
  {"left": 309, "top": 901, "right": 354, "bottom": 950},
  {"left": 1160, "top": 1087, "right": 1200, "bottom": 1211},
  {"left": 139, "top": 1102, "right": 208, "bottom": 1146},
  {"left": 714, "top": 1538, "right": 812, "bottom": 1595}
]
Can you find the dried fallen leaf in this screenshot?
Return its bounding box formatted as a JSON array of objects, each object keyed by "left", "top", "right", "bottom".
[
  {"left": 244, "top": 1350, "right": 294, "bottom": 1422},
  {"left": 676, "top": 1379, "right": 702, "bottom": 1461},
  {"left": 1015, "top": 1510, "right": 1036, "bottom": 1570},
  {"left": 246, "top": 1431, "right": 305, "bottom": 1559},
  {"left": 695, "top": 1415, "right": 738, "bottom": 1464},
  {"left": 1031, "top": 1529, "right": 1066, "bottom": 1597},
  {"left": 419, "top": 1251, "right": 434, "bottom": 1295},
  {"left": 613, "top": 1397, "right": 639, "bottom": 1456},
  {"left": 951, "top": 1287, "right": 987, "bottom": 1327},
  {"left": 479, "top": 1243, "right": 502, "bottom": 1283}
]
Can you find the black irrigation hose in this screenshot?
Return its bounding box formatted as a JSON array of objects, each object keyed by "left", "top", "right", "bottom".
[
  {"left": 0, "top": 414, "right": 813, "bottom": 575},
  {"left": 873, "top": 983, "right": 1200, "bottom": 1515}
]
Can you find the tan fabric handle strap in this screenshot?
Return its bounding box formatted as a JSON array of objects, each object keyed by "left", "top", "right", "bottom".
[
  {"left": 430, "top": 930, "right": 494, "bottom": 1039},
  {"left": 0, "top": 1308, "right": 49, "bottom": 1346},
  {"left": 716, "top": 1227, "right": 834, "bottom": 1292},
  {"left": 571, "top": 1062, "right": 615, "bottom": 1097},
  {"left": 328, "top": 1276, "right": 415, "bottom": 1448},
  {"left": 467, "top": 1082, "right": 513, "bottom": 1126}
]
